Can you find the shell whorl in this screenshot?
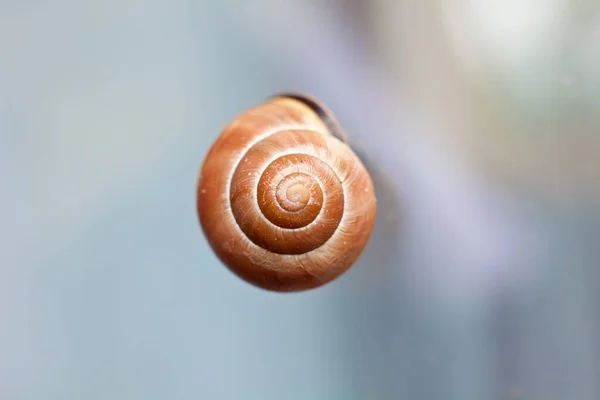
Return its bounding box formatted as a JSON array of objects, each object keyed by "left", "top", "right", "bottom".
[{"left": 197, "top": 96, "right": 376, "bottom": 292}]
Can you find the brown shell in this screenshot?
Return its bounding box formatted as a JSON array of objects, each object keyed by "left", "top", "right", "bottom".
[{"left": 196, "top": 95, "right": 377, "bottom": 292}]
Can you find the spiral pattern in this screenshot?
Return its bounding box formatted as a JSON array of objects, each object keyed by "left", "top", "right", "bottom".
[
  {"left": 230, "top": 130, "right": 345, "bottom": 255},
  {"left": 196, "top": 96, "right": 376, "bottom": 292}
]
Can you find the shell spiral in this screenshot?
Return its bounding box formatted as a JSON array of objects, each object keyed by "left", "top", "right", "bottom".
[{"left": 197, "top": 96, "right": 376, "bottom": 292}]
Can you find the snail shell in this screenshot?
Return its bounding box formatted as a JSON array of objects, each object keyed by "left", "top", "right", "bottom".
[{"left": 196, "top": 94, "right": 376, "bottom": 292}]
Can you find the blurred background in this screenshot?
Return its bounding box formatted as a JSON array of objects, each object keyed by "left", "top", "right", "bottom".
[{"left": 1, "top": 0, "right": 599, "bottom": 399}]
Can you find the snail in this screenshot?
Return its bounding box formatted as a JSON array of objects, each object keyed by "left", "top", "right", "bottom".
[{"left": 196, "top": 94, "right": 377, "bottom": 292}]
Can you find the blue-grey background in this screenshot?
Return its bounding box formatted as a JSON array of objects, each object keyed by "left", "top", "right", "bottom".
[{"left": 1, "top": 1, "right": 599, "bottom": 399}]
